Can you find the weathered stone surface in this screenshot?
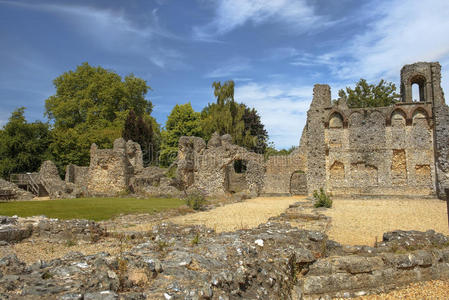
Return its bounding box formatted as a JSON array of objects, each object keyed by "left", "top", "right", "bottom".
[
  {"left": 177, "top": 134, "right": 266, "bottom": 196},
  {"left": 9, "top": 61, "right": 449, "bottom": 200},
  {"left": 301, "top": 62, "right": 447, "bottom": 198},
  {"left": 39, "top": 160, "right": 74, "bottom": 199},
  {"left": 0, "top": 224, "right": 32, "bottom": 243},
  {"left": 0, "top": 179, "right": 34, "bottom": 200},
  {"left": 0, "top": 211, "right": 448, "bottom": 299}
]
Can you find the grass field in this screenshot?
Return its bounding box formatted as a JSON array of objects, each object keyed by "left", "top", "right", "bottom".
[{"left": 0, "top": 197, "right": 184, "bottom": 221}]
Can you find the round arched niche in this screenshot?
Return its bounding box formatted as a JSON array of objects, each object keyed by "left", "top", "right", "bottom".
[
  {"left": 329, "top": 112, "right": 344, "bottom": 129},
  {"left": 391, "top": 109, "right": 406, "bottom": 127}
]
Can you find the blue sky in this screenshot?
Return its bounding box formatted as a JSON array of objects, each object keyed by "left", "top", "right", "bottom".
[{"left": 1, "top": 0, "right": 449, "bottom": 149}]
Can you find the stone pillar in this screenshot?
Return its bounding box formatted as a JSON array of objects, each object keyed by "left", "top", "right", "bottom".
[
  {"left": 433, "top": 104, "right": 449, "bottom": 198},
  {"left": 306, "top": 84, "right": 330, "bottom": 195}
]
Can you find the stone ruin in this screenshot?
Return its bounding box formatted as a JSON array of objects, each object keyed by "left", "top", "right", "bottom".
[
  {"left": 176, "top": 61, "right": 449, "bottom": 200},
  {"left": 305, "top": 62, "right": 448, "bottom": 199},
  {"left": 70, "top": 138, "right": 181, "bottom": 197},
  {"left": 3, "top": 61, "right": 449, "bottom": 200},
  {"left": 176, "top": 133, "right": 306, "bottom": 197}
]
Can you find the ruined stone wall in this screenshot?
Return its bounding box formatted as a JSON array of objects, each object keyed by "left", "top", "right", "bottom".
[
  {"left": 177, "top": 134, "right": 265, "bottom": 196},
  {"left": 433, "top": 105, "right": 449, "bottom": 198},
  {"left": 262, "top": 152, "right": 305, "bottom": 195},
  {"left": 299, "top": 62, "right": 449, "bottom": 197},
  {"left": 306, "top": 85, "right": 330, "bottom": 195},
  {"left": 87, "top": 138, "right": 134, "bottom": 196},
  {"left": 65, "top": 165, "right": 89, "bottom": 187},
  {"left": 324, "top": 104, "right": 436, "bottom": 196}
]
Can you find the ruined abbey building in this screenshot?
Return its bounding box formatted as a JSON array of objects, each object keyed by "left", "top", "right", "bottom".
[
  {"left": 306, "top": 62, "right": 448, "bottom": 199},
  {"left": 4, "top": 62, "right": 448, "bottom": 200},
  {"left": 177, "top": 62, "right": 449, "bottom": 199}
]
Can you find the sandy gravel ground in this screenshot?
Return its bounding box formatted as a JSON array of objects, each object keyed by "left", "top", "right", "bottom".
[
  {"left": 169, "top": 196, "right": 305, "bottom": 232},
  {"left": 323, "top": 198, "right": 449, "bottom": 246},
  {"left": 0, "top": 238, "right": 135, "bottom": 264},
  {"left": 350, "top": 279, "right": 449, "bottom": 300}
]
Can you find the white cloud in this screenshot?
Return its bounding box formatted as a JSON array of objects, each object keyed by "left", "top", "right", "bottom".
[
  {"left": 0, "top": 1, "right": 182, "bottom": 69},
  {"left": 235, "top": 82, "right": 312, "bottom": 149},
  {"left": 193, "top": 0, "right": 326, "bottom": 39},
  {"left": 326, "top": 0, "right": 449, "bottom": 84},
  {"left": 265, "top": 47, "right": 299, "bottom": 61},
  {"left": 205, "top": 57, "right": 251, "bottom": 78},
  {"left": 290, "top": 53, "right": 336, "bottom": 67}
]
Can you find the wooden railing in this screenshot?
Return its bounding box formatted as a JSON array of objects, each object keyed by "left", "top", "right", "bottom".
[{"left": 10, "top": 173, "right": 40, "bottom": 195}]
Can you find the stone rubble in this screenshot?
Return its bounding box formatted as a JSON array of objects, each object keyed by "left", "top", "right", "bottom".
[{"left": 0, "top": 200, "right": 448, "bottom": 299}]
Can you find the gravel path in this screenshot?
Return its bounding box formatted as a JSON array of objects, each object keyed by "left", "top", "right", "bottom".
[
  {"left": 351, "top": 280, "right": 449, "bottom": 299},
  {"left": 323, "top": 198, "right": 449, "bottom": 246},
  {"left": 169, "top": 196, "right": 305, "bottom": 232}
]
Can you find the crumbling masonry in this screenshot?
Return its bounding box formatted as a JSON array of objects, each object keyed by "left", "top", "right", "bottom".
[
  {"left": 7, "top": 62, "right": 449, "bottom": 199},
  {"left": 177, "top": 62, "right": 449, "bottom": 199}
]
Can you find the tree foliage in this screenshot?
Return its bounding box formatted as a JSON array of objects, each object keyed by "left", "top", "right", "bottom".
[
  {"left": 45, "top": 62, "right": 152, "bottom": 128},
  {"left": 201, "top": 80, "right": 267, "bottom": 153},
  {"left": 264, "top": 144, "right": 297, "bottom": 159},
  {"left": 338, "top": 79, "right": 400, "bottom": 108},
  {"left": 45, "top": 62, "right": 157, "bottom": 170},
  {"left": 160, "top": 103, "right": 202, "bottom": 166},
  {"left": 122, "top": 110, "right": 159, "bottom": 166},
  {"left": 0, "top": 108, "right": 51, "bottom": 178}
]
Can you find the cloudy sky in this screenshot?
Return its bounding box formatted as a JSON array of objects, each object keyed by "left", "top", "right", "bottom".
[{"left": 1, "top": 0, "right": 449, "bottom": 148}]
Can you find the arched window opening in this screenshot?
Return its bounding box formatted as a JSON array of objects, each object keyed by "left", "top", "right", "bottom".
[
  {"left": 410, "top": 75, "right": 426, "bottom": 102},
  {"left": 233, "top": 160, "right": 247, "bottom": 173},
  {"left": 412, "top": 83, "right": 420, "bottom": 102}
]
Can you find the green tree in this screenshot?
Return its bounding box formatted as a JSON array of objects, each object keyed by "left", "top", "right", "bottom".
[
  {"left": 160, "top": 103, "right": 202, "bottom": 166},
  {"left": 45, "top": 62, "right": 157, "bottom": 170},
  {"left": 338, "top": 79, "right": 400, "bottom": 108},
  {"left": 122, "top": 110, "right": 159, "bottom": 165},
  {"left": 201, "top": 80, "right": 267, "bottom": 153},
  {"left": 242, "top": 107, "right": 268, "bottom": 153},
  {"left": 264, "top": 143, "right": 297, "bottom": 159},
  {"left": 0, "top": 107, "right": 51, "bottom": 178}
]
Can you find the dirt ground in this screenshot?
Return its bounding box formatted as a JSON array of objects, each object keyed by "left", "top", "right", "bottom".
[
  {"left": 168, "top": 196, "right": 449, "bottom": 299},
  {"left": 3, "top": 195, "right": 449, "bottom": 298},
  {"left": 168, "top": 196, "right": 305, "bottom": 232},
  {"left": 323, "top": 198, "right": 449, "bottom": 246}
]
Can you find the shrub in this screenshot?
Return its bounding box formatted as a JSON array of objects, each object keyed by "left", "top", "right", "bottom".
[
  {"left": 166, "top": 164, "right": 177, "bottom": 179},
  {"left": 185, "top": 191, "right": 206, "bottom": 211},
  {"left": 191, "top": 233, "right": 200, "bottom": 246},
  {"left": 313, "top": 188, "right": 332, "bottom": 208}
]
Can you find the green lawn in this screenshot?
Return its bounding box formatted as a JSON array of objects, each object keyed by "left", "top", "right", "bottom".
[{"left": 0, "top": 197, "right": 184, "bottom": 221}]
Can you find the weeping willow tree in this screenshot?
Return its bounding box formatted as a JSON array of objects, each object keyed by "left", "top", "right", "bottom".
[{"left": 201, "top": 80, "right": 267, "bottom": 153}]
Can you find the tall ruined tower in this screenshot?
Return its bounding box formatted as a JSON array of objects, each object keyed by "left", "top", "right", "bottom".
[
  {"left": 303, "top": 62, "right": 448, "bottom": 199},
  {"left": 401, "top": 63, "right": 449, "bottom": 198},
  {"left": 400, "top": 62, "right": 444, "bottom": 105},
  {"left": 305, "top": 84, "right": 331, "bottom": 195}
]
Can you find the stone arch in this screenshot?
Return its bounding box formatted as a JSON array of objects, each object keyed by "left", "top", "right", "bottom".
[
  {"left": 369, "top": 110, "right": 386, "bottom": 125},
  {"left": 411, "top": 107, "right": 432, "bottom": 148},
  {"left": 329, "top": 161, "right": 345, "bottom": 180},
  {"left": 390, "top": 109, "right": 407, "bottom": 149},
  {"left": 412, "top": 107, "right": 430, "bottom": 121},
  {"left": 328, "top": 111, "right": 344, "bottom": 129},
  {"left": 348, "top": 111, "right": 363, "bottom": 127},
  {"left": 410, "top": 74, "right": 427, "bottom": 102},
  {"left": 390, "top": 109, "right": 407, "bottom": 127},
  {"left": 326, "top": 109, "right": 346, "bottom": 128},
  {"left": 290, "top": 170, "right": 307, "bottom": 195}
]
